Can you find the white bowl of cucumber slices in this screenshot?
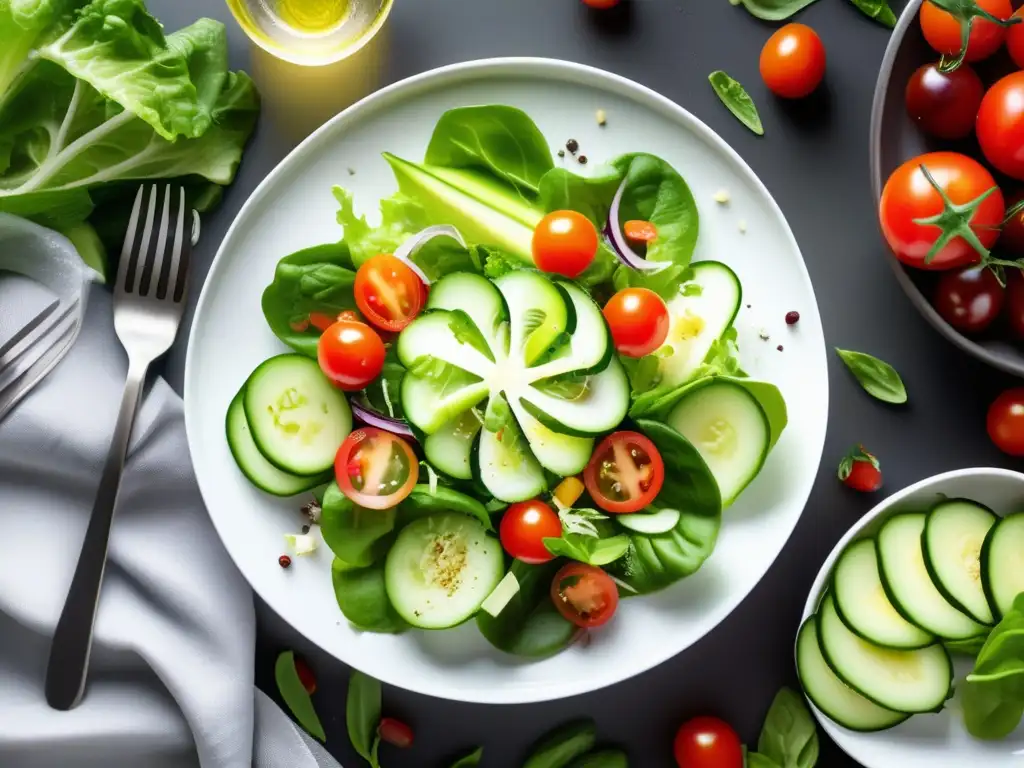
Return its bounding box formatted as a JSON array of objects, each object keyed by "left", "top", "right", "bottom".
[{"left": 797, "top": 467, "right": 1024, "bottom": 767}]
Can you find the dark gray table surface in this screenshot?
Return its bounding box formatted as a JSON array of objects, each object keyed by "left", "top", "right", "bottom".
[{"left": 153, "top": 0, "right": 1022, "bottom": 765}]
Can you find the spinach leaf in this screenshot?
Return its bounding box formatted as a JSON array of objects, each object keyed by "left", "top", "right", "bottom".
[
  {"left": 835, "top": 348, "right": 908, "bottom": 404},
  {"left": 611, "top": 420, "right": 722, "bottom": 594},
  {"left": 476, "top": 559, "right": 577, "bottom": 658},
  {"left": 360, "top": 352, "right": 405, "bottom": 420},
  {"left": 962, "top": 592, "right": 1024, "bottom": 739},
  {"left": 425, "top": 105, "right": 554, "bottom": 198},
  {"left": 331, "top": 558, "right": 408, "bottom": 633},
  {"left": 543, "top": 532, "right": 631, "bottom": 566},
  {"left": 709, "top": 71, "right": 764, "bottom": 136},
  {"left": 847, "top": 0, "right": 897, "bottom": 27},
  {"left": 320, "top": 483, "right": 396, "bottom": 567},
  {"left": 962, "top": 679, "right": 1024, "bottom": 741},
  {"left": 538, "top": 166, "right": 621, "bottom": 225},
  {"left": 260, "top": 241, "right": 357, "bottom": 358},
  {"left": 728, "top": 377, "right": 788, "bottom": 450},
  {"left": 449, "top": 746, "right": 484, "bottom": 767},
  {"left": 522, "top": 719, "right": 598, "bottom": 768},
  {"left": 346, "top": 670, "right": 382, "bottom": 766},
  {"left": 737, "top": 0, "right": 822, "bottom": 21},
  {"left": 274, "top": 651, "right": 326, "bottom": 742},
  {"left": 334, "top": 185, "right": 428, "bottom": 268},
  {"left": 756, "top": 688, "right": 819, "bottom": 768},
  {"left": 400, "top": 484, "right": 493, "bottom": 530},
  {"left": 567, "top": 750, "right": 629, "bottom": 768}
]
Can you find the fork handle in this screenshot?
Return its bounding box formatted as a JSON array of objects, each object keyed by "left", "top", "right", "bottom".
[{"left": 45, "top": 356, "right": 150, "bottom": 710}]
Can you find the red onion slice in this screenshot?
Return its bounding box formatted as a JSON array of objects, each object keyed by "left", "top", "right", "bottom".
[
  {"left": 394, "top": 225, "right": 467, "bottom": 285},
  {"left": 350, "top": 396, "right": 416, "bottom": 439},
  {"left": 605, "top": 178, "right": 670, "bottom": 273}
]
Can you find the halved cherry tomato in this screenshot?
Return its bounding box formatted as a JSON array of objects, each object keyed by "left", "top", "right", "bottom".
[
  {"left": 499, "top": 499, "right": 562, "bottom": 564},
  {"left": 354, "top": 254, "right": 425, "bottom": 332},
  {"left": 987, "top": 388, "right": 1024, "bottom": 456},
  {"left": 904, "top": 63, "right": 984, "bottom": 140},
  {"left": 920, "top": 0, "right": 1013, "bottom": 65},
  {"left": 335, "top": 427, "right": 419, "bottom": 509},
  {"left": 976, "top": 72, "right": 1024, "bottom": 181},
  {"left": 759, "top": 23, "right": 826, "bottom": 100},
  {"left": 532, "top": 210, "right": 599, "bottom": 278},
  {"left": 1008, "top": 8, "right": 1024, "bottom": 69},
  {"left": 584, "top": 431, "right": 665, "bottom": 514},
  {"left": 673, "top": 716, "right": 743, "bottom": 768},
  {"left": 933, "top": 266, "right": 1004, "bottom": 333},
  {"left": 624, "top": 220, "right": 658, "bottom": 243},
  {"left": 550, "top": 562, "right": 619, "bottom": 628},
  {"left": 318, "top": 319, "right": 386, "bottom": 391},
  {"left": 603, "top": 287, "right": 670, "bottom": 358}
]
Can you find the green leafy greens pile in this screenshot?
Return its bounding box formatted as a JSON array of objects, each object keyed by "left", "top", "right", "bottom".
[{"left": 0, "top": 0, "right": 259, "bottom": 277}]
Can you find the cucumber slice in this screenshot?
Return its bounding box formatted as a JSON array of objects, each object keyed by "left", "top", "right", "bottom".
[
  {"left": 817, "top": 593, "right": 953, "bottom": 714},
  {"left": 923, "top": 499, "right": 998, "bottom": 626},
  {"left": 876, "top": 513, "right": 986, "bottom": 640},
  {"left": 657, "top": 261, "right": 742, "bottom": 388},
  {"left": 981, "top": 512, "right": 1024, "bottom": 621},
  {"left": 796, "top": 615, "right": 909, "bottom": 733},
  {"left": 401, "top": 372, "right": 488, "bottom": 434},
  {"left": 617, "top": 507, "right": 681, "bottom": 535},
  {"left": 508, "top": 398, "right": 593, "bottom": 476},
  {"left": 427, "top": 272, "right": 508, "bottom": 360},
  {"left": 832, "top": 538, "right": 935, "bottom": 649},
  {"left": 495, "top": 271, "right": 573, "bottom": 367},
  {"left": 396, "top": 310, "right": 493, "bottom": 379},
  {"left": 474, "top": 420, "right": 547, "bottom": 502},
  {"left": 226, "top": 390, "right": 329, "bottom": 496},
  {"left": 384, "top": 512, "right": 504, "bottom": 629},
  {"left": 527, "top": 281, "right": 612, "bottom": 379},
  {"left": 242, "top": 354, "right": 353, "bottom": 476},
  {"left": 665, "top": 380, "right": 769, "bottom": 506},
  {"left": 519, "top": 357, "right": 630, "bottom": 437},
  {"left": 423, "top": 410, "right": 482, "bottom": 480}
]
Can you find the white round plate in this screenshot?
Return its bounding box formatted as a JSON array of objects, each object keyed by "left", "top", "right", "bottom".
[
  {"left": 185, "top": 58, "right": 828, "bottom": 703},
  {"left": 799, "top": 468, "right": 1024, "bottom": 767}
]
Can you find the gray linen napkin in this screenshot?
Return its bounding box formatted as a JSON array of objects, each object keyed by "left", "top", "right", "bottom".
[{"left": 0, "top": 273, "right": 342, "bottom": 768}]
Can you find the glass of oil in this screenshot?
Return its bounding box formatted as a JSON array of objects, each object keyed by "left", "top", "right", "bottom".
[{"left": 227, "top": 0, "right": 392, "bottom": 66}]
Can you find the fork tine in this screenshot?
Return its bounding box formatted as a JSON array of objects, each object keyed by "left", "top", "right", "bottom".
[
  {"left": 0, "top": 298, "right": 59, "bottom": 366},
  {"left": 125, "top": 186, "right": 159, "bottom": 295},
  {"left": 116, "top": 186, "right": 146, "bottom": 294},
  {"left": 0, "top": 299, "right": 77, "bottom": 393},
  {"left": 166, "top": 186, "right": 190, "bottom": 304},
  {"left": 0, "top": 309, "right": 77, "bottom": 425},
  {"left": 140, "top": 185, "right": 173, "bottom": 298}
]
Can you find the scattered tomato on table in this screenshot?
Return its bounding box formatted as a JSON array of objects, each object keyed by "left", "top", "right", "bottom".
[
  {"left": 499, "top": 499, "right": 562, "bottom": 564},
  {"left": 673, "top": 716, "right": 743, "bottom": 768},
  {"left": 378, "top": 717, "right": 414, "bottom": 748},
  {"left": 987, "top": 388, "right": 1024, "bottom": 456},
  {"left": 759, "top": 23, "right": 826, "bottom": 100},
  {"left": 838, "top": 446, "right": 883, "bottom": 492}
]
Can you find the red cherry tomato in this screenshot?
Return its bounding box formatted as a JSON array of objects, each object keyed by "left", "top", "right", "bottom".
[
  {"left": 920, "top": 0, "right": 1013, "bottom": 63},
  {"left": 354, "top": 254, "right": 425, "bottom": 332},
  {"left": 550, "top": 562, "right": 619, "bottom": 628},
  {"left": 933, "top": 266, "right": 1005, "bottom": 334},
  {"left": 977, "top": 72, "right": 1024, "bottom": 182},
  {"left": 1005, "top": 269, "right": 1024, "bottom": 338},
  {"left": 1008, "top": 8, "right": 1024, "bottom": 69},
  {"left": 334, "top": 427, "right": 419, "bottom": 509},
  {"left": 988, "top": 389, "right": 1024, "bottom": 456},
  {"left": 879, "top": 152, "right": 1004, "bottom": 270},
  {"left": 584, "top": 431, "right": 665, "bottom": 514},
  {"left": 673, "top": 716, "right": 743, "bottom": 768},
  {"left": 499, "top": 499, "right": 562, "bottom": 564},
  {"left": 759, "top": 23, "right": 827, "bottom": 100},
  {"left": 318, "top": 319, "right": 386, "bottom": 391},
  {"left": 1002, "top": 192, "right": 1024, "bottom": 257},
  {"left": 904, "top": 63, "right": 984, "bottom": 140},
  {"left": 838, "top": 446, "right": 883, "bottom": 492},
  {"left": 602, "top": 288, "right": 670, "bottom": 358},
  {"left": 294, "top": 656, "right": 317, "bottom": 695},
  {"left": 582, "top": 0, "right": 619, "bottom": 7},
  {"left": 377, "top": 718, "right": 414, "bottom": 749},
  {"left": 532, "top": 210, "right": 599, "bottom": 278}
]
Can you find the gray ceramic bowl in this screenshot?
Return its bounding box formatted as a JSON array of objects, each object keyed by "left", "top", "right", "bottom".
[{"left": 870, "top": 0, "right": 1024, "bottom": 377}]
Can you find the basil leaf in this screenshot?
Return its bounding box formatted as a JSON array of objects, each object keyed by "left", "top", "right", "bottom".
[
  {"left": 835, "top": 348, "right": 908, "bottom": 404},
  {"left": 274, "top": 651, "right": 325, "bottom": 742},
  {"left": 543, "top": 532, "right": 631, "bottom": 566},
  {"left": 847, "top": 0, "right": 897, "bottom": 26},
  {"left": 449, "top": 746, "right": 484, "bottom": 767},
  {"left": 709, "top": 71, "right": 764, "bottom": 136},
  {"left": 523, "top": 720, "right": 598, "bottom": 768},
  {"left": 756, "top": 687, "right": 820, "bottom": 768},
  {"left": 737, "top": 0, "right": 821, "bottom": 20},
  {"left": 747, "top": 753, "right": 784, "bottom": 768},
  {"left": 346, "top": 670, "right": 382, "bottom": 765}
]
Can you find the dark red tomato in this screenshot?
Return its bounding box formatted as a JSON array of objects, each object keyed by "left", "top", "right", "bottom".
[
  {"left": 673, "top": 717, "right": 743, "bottom": 768},
  {"left": 759, "top": 23, "right": 827, "bottom": 99},
  {"left": 905, "top": 63, "right": 984, "bottom": 140},
  {"left": 603, "top": 287, "right": 670, "bottom": 358},
  {"left": 335, "top": 427, "right": 419, "bottom": 509},
  {"left": 318, "top": 319, "right": 386, "bottom": 391},
  {"left": 499, "top": 499, "right": 562, "bottom": 564},
  {"left": 977, "top": 72, "right": 1024, "bottom": 181},
  {"left": 532, "top": 210, "right": 599, "bottom": 278},
  {"left": 1002, "top": 192, "right": 1024, "bottom": 257},
  {"left": 550, "top": 563, "right": 619, "bottom": 628},
  {"left": 934, "top": 266, "right": 1005, "bottom": 333},
  {"left": 920, "top": 0, "right": 1013, "bottom": 64},
  {"left": 378, "top": 718, "right": 414, "bottom": 749},
  {"left": 1005, "top": 269, "right": 1024, "bottom": 338},
  {"left": 354, "top": 254, "right": 425, "bottom": 332},
  {"left": 582, "top": 0, "right": 619, "bottom": 7},
  {"left": 838, "top": 445, "right": 883, "bottom": 493},
  {"left": 879, "top": 152, "right": 1004, "bottom": 270},
  {"left": 584, "top": 431, "right": 665, "bottom": 514},
  {"left": 987, "top": 388, "right": 1024, "bottom": 456},
  {"left": 1008, "top": 8, "right": 1024, "bottom": 69}
]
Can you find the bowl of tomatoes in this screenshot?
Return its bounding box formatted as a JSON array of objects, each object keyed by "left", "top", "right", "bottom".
[{"left": 871, "top": 0, "right": 1024, "bottom": 375}]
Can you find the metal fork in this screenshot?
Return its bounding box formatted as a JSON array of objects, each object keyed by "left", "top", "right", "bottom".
[{"left": 45, "top": 184, "right": 192, "bottom": 711}]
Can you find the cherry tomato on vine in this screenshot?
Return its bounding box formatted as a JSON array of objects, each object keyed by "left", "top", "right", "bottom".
[
  {"left": 879, "top": 151, "right": 1004, "bottom": 270},
  {"left": 673, "top": 716, "right": 743, "bottom": 768},
  {"left": 904, "top": 63, "right": 983, "bottom": 140},
  {"left": 759, "top": 23, "right": 826, "bottom": 100},
  {"left": 318, "top": 319, "right": 386, "bottom": 391},
  {"left": 1005, "top": 270, "right": 1024, "bottom": 338},
  {"left": 603, "top": 287, "right": 670, "bottom": 358},
  {"left": 354, "top": 253, "right": 425, "bottom": 332},
  {"left": 838, "top": 446, "right": 883, "bottom": 492},
  {"left": 550, "top": 562, "right": 619, "bottom": 628},
  {"left": 977, "top": 72, "right": 1024, "bottom": 182},
  {"left": 987, "top": 388, "right": 1024, "bottom": 456},
  {"left": 499, "top": 499, "right": 562, "bottom": 564},
  {"left": 934, "top": 266, "right": 1005, "bottom": 334},
  {"left": 1008, "top": 8, "right": 1024, "bottom": 69},
  {"left": 532, "top": 210, "right": 599, "bottom": 278},
  {"left": 920, "top": 0, "right": 1014, "bottom": 64},
  {"left": 335, "top": 427, "right": 419, "bottom": 509},
  {"left": 584, "top": 431, "right": 665, "bottom": 513}
]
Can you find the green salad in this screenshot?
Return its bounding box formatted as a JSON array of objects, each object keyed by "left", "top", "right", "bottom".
[{"left": 227, "top": 104, "right": 787, "bottom": 657}]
